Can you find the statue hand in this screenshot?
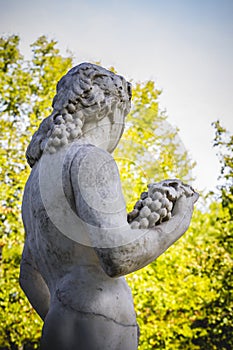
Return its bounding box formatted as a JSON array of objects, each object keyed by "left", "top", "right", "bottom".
[{"left": 172, "top": 186, "right": 199, "bottom": 216}]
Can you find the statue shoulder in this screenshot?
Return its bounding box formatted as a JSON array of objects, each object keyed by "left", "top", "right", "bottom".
[
  {"left": 70, "top": 143, "right": 126, "bottom": 233},
  {"left": 70, "top": 143, "right": 117, "bottom": 175}
]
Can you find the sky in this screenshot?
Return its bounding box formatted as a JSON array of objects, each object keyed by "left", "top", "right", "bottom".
[{"left": 1, "top": 0, "right": 233, "bottom": 192}]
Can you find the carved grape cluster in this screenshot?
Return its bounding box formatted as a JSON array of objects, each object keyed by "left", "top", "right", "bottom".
[
  {"left": 44, "top": 104, "right": 83, "bottom": 154},
  {"left": 128, "top": 180, "right": 195, "bottom": 229}
]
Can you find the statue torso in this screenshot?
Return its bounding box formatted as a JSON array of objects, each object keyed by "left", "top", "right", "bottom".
[{"left": 22, "top": 143, "right": 136, "bottom": 324}]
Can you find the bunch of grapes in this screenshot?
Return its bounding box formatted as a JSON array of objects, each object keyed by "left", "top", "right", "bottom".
[
  {"left": 45, "top": 111, "right": 83, "bottom": 154},
  {"left": 128, "top": 180, "right": 194, "bottom": 229}
]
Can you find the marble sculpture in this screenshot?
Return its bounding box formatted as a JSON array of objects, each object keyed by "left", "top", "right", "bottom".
[{"left": 20, "top": 63, "right": 198, "bottom": 350}]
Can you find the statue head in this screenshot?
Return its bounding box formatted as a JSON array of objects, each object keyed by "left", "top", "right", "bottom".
[{"left": 26, "top": 63, "right": 132, "bottom": 167}]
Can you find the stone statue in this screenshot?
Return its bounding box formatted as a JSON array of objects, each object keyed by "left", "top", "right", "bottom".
[{"left": 20, "top": 63, "right": 198, "bottom": 350}]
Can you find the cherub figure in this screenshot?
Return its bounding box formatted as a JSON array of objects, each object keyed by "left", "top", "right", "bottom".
[{"left": 20, "top": 63, "right": 198, "bottom": 350}]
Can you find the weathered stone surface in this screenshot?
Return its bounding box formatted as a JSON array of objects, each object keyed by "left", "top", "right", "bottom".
[
  {"left": 20, "top": 63, "right": 198, "bottom": 349},
  {"left": 128, "top": 179, "right": 196, "bottom": 227}
]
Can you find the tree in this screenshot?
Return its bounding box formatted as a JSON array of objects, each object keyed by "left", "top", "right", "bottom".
[
  {"left": 213, "top": 120, "right": 233, "bottom": 219},
  {"left": 126, "top": 123, "right": 233, "bottom": 349},
  {"left": 188, "top": 122, "right": 233, "bottom": 349},
  {"left": 0, "top": 35, "right": 72, "bottom": 349},
  {"left": 115, "top": 80, "right": 195, "bottom": 210},
  {"left": 0, "top": 34, "right": 205, "bottom": 350}
]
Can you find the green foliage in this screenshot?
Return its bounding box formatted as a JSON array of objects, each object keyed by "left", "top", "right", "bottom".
[
  {"left": 0, "top": 231, "right": 42, "bottom": 349},
  {"left": 0, "top": 35, "right": 232, "bottom": 350},
  {"left": 126, "top": 122, "right": 233, "bottom": 349},
  {"left": 0, "top": 35, "right": 72, "bottom": 349},
  {"left": 115, "top": 80, "right": 195, "bottom": 211},
  {"left": 127, "top": 202, "right": 233, "bottom": 349},
  {"left": 213, "top": 120, "right": 233, "bottom": 218}
]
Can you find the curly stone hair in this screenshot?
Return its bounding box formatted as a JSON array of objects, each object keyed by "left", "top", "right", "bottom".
[{"left": 26, "top": 63, "right": 132, "bottom": 167}]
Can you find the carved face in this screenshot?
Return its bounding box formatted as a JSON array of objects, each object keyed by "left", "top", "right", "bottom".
[
  {"left": 107, "top": 105, "right": 126, "bottom": 153},
  {"left": 26, "top": 64, "right": 132, "bottom": 166}
]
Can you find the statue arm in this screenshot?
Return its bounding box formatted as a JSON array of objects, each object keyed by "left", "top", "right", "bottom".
[
  {"left": 95, "top": 194, "right": 197, "bottom": 277},
  {"left": 70, "top": 146, "right": 198, "bottom": 278},
  {"left": 19, "top": 243, "right": 50, "bottom": 320}
]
